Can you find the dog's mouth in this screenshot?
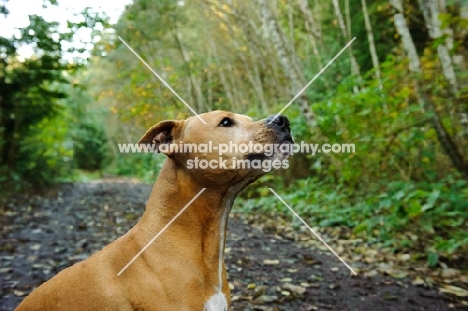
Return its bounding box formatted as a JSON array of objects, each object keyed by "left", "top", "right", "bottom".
[
  {"left": 246, "top": 153, "right": 268, "bottom": 161},
  {"left": 245, "top": 138, "right": 294, "bottom": 162},
  {"left": 276, "top": 140, "right": 294, "bottom": 159}
]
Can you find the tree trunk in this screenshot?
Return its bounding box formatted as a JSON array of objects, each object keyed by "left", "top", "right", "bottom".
[
  {"left": 258, "top": 0, "right": 318, "bottom": 131},
  {"left": 174, "top": 29, "right": 207, "bottom": 113},
  {"left": 332, "top": 0, "right": 361, "bottom": 90},
  {"left": 418, "top": 0, "right": 457, "bottom": 91},
  {"left": 298, "top": 0, "right": 324, "bottom": 70},
  {"left": 288, "top": 0, "right": 295, "bottom": 56},
  {"left": 209, "top": 40, "right": 236, "bottom": 110},
  {"left": 418, "top": 0, "right": 468, "bottom": 136},
  {"left": 391, "top": 0, "right": 468, "bottom": 178},
  {"left": 392, "top": 12, "right": 422, "bottom": 73},
  {"left": 220, "top": 4, "right": 269, "bottom": 111},
  {"left": 361, "top": 0, "right": 382, "bottom": 89},
  {"left": 141, "top": 42, "right": 167, "bottom": 102},
  {"left": 206, "top": 49, "right": 213, "bottom": 110}
]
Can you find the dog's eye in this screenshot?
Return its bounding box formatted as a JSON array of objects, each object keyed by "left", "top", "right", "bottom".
[{"left": 218, "top": 117, "right": 234, "bottom": 127}]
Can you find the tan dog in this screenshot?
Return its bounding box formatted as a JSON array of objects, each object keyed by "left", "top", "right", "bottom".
[{"left": 16, "top": 110, "right": 293, "bottom": 311}]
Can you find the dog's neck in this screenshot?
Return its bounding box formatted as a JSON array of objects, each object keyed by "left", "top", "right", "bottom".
[
  {"left": 137, "top": 159, "right": 239, "bottom": 297},
  {"left": 144, "top": 159, "right": 235, "bottom": 225}
]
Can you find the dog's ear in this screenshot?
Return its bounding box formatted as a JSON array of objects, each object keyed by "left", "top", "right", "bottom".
[{"left": 138, "top": 120, "right": 182, "bottom": 156}]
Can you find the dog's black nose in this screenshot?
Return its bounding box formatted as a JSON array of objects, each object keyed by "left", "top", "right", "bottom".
[{"left": 267, "top": 115, "right": 291, "bottom": 133}]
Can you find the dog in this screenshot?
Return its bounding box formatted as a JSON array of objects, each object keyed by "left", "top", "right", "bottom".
[{"left": 16, "top": 110, "right": 293, "bottom": 311}]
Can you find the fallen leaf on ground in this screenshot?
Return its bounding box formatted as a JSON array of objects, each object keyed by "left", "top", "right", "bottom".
[
  {"left": 440, "top": 268, "right": 460, "bottom": 280},
  {"left": 247, "top": 283, "right": 256, "bottom": 289},
  {"left": 412, "top": 277, "right": 425, "bottom": 286},
  {"left": 282, "top": 283, "right": 306, "bottom": 295},
  {"left": 13, "top": 290, "right": 27, "bottom": 297},
  {"left": 263, "top": 259, "right": 279, "bottom": 265},
  {"left": 439, "top": 284, "right": 468, "bottom": 297}
]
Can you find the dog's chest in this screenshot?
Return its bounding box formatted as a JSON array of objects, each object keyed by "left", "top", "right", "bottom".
[{"left": 204, "top": 290, "right": 227, "bottom": 311}]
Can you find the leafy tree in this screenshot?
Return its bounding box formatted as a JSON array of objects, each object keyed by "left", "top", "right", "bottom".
[
  {"left": 0, "top": 12, "right": 70, "bottom": 186},
  {"left": 0, "top": 1, "right": 109, "bottom": 187},
  {"left": 89, "top": 0, "right": 468, "bottom": 261},
  {"left": 73, "top": 120, "right": 108, "bottom": 172}
]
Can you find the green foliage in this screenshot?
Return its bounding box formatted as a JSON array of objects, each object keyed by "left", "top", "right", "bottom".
[
  {"left": 427, "top": 252, "right": 439, "bottom": 267},
  {"left": 236, "top": 43, "right": 468, "bottom": 261},
  {"left": 86, "top": 0, "right": 468, "bottom": 266},
  {"left": 73, "top": 121, "right": 108, "bottom": 171},
  {"left": 2, "top": 0, "right": 465, "bottom": 268},
  {"left": 241, "top": 175, "right": 468, "bottom": 260},
  {"left": 111, "top": 152, "right": 165, "bottom": 183},
  {"left": 18, "top": 110, "right": 73, "bottom": 185},
  {"left": 0, "top": 2, "right": 110, "bottom": 189},
  {"left": 0, "top": 13, "right": 72, "bottom": 187}
]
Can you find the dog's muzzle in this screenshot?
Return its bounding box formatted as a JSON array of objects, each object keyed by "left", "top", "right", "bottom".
[{"left": 266, "top": 115, "right": 294, "bottom": 145}]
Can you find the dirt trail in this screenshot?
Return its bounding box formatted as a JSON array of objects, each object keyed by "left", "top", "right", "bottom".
[{"left": 0, "top": 182, "right": 463, "bottom": 310}]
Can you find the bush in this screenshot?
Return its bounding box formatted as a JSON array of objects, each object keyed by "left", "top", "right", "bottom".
[
  {"left": 73, "top": 121, "right": 108, "bottom": 171},
  {"left": 239, "top": 175, "right": 468, "bottom": 262}
]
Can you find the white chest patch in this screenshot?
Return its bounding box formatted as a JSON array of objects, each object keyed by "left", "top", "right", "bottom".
[{"left": 204, "top": 291, "right": 227, "bottom": 311}]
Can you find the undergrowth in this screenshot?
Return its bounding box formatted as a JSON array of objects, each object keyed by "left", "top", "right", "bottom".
[{"left": 238, "top": 175, "right": 468, "bottom": 268}]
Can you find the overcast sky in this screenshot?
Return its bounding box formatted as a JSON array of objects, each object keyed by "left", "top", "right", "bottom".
[{"left": 1, "top": 0, "right": 133, "bottom": 58}]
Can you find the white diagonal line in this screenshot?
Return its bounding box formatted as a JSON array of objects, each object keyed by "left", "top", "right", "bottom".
[
  {"left": 117, "top": 188, "right": 206, "bottom": 276},
  {"left": 118, "top": 36, "right": 207, "bottom": 125},
  {"left": 269, "top": 37, "right": 356, "bottom": 124},
  {"left": 268, "top": 188, "right": 357, "bottom": 275}
]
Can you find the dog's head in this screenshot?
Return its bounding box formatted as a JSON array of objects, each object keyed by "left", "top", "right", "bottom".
[{"left": 138, "top": 110, "right": 293, "bottom": 187}]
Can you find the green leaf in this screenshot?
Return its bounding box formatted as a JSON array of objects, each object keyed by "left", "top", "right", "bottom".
[
  {"left": 427, "top": 252, "right": 438, "bottom": 267},
  {"left": 393, "top": 190, "right": 406, "bottom": 200},
  {"left": 422, "top": 190, "right": 440, "bottom": 212},
  {"left": 353, "top": 221, "right": 368, "bottom": 234},
  {"left": 406, "top": 200, "right": 422, "bottom": 218}
]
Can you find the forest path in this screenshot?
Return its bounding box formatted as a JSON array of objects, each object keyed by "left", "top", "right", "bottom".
[{"left": 0, "top": 181, "right": 464, "bottom": 310}]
